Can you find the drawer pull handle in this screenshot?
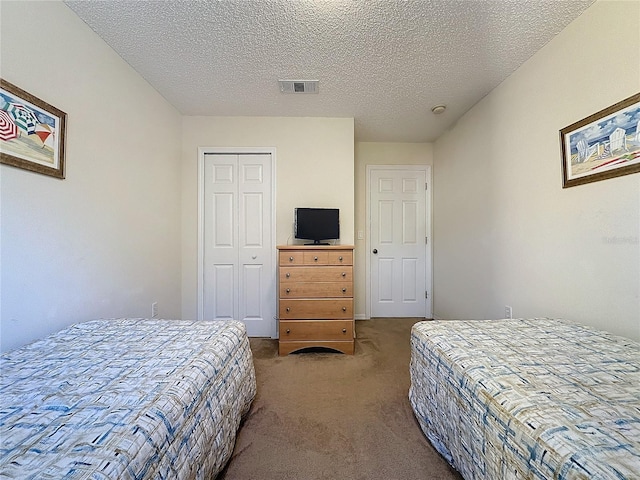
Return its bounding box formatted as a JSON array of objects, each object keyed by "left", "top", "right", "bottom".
[
  {"left": 342, "top": 328, "right": 347, "bottom": 333},
  {"left": 286, "top": 307, "right": 290, "bottom": 313},
  {"left": 289, "top": 256, "right": 294, "bottom": 262},
  {"left": 286, "top": 288, "right": 290, "bottom": 294},
  {"left": 286, "top": 272, "right": 290, "bottom": 278},
  {"left": 338, "top": 256, "right": 343, "bottom": 261},
  {"left": 286, "top": 329, "right": 290, "bottom": 334},
  {"left": 314, "top": 256, "right": 318, "bottom": 261},
  {"left": 342, "top": 288, "right": 347, "bottom": 293},
  {"left": 341, "top": 272, "right": 346, "bottom": 277},
  {"left": 342, "top": 306, "right": 347, "bottom": 312}
]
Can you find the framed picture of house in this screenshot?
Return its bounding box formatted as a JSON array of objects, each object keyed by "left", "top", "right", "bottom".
[
  {"left": 560, "top": 93, "right": 640, "bottom": 188},
  {"left": 0, "top": 79, "right": 67, "bottom": 179}
]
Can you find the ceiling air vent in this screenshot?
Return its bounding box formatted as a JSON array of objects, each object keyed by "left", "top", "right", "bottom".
[{"left": 278, "top": 80, "right": 319, "bottom": 94}]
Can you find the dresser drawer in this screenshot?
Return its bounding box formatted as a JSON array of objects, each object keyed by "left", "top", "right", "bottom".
[
  {"left": 303, "top": 251, "right": 329, "bottom": 265},
  {"left": 279, "top": 299, "right": 353, "bottom": 319},
  {"left": 279, "top": 320, "right": 353, "bottom": 340},
  {"left": 328, "top": 250, "right": 353, "bottom": 265},
  {"left": 279, "top": 266, "right": 352, "bottom": 283},
  {"left": 279, "top": 251, "right": 304, "bottom": 266},
  {"left": 280, "top": 282, "right": 352, "bottom": 298}
]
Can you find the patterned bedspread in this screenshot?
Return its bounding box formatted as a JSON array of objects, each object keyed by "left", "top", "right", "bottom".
[
  {"left": 0, "top": 319, "right": 256, "bottom": 479},
  {"left": 409, "top": 318, "right": 640, "bottom": 480}
]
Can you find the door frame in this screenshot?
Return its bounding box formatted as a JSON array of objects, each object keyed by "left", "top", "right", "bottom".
[
  {"left": 365, "top": 164, "right": 432, "bottom": 319},
  {"left": 197, "top": 146, "right": 277, "bottom": 337}
]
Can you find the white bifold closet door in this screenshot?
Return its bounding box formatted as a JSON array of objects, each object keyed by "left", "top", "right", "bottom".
[{"left": 202, "top": 153, "right": 275, "bottom": 337}]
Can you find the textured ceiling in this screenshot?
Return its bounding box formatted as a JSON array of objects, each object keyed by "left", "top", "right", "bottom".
[{"left": 65, "top": 0, "right": 595, "bottom": 143}]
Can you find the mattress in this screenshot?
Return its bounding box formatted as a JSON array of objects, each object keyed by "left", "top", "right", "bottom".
[
  {"left": 409, "top": 318, "right": 640, "bottom": 480},
  {"left": 0, "top": 319, "right": 256, "bottom": 479}
]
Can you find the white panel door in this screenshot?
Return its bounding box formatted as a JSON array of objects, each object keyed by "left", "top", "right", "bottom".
[
  {"left": 202, "top": 153, "right": 275, "bottom": 337},
  {"left": 370, "top": 167, "right": 429, "bottom": 317}
]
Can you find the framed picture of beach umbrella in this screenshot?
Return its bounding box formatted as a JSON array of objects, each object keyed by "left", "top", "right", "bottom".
[{"left": 0, "top": 78, "right": 67, "bottom": 179}]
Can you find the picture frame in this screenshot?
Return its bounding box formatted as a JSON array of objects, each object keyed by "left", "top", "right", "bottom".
[
  {"left": 560, "top": 93, "right": 640, "bottom": 188},
  {"left": 0, "top": 79, "right": 67, "bottom": 179}
]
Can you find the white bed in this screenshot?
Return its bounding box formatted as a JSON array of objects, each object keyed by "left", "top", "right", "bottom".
[
  {"left": 0, "top": 318, "right": 256, "bottom": 479},
  {"left": 409, "top": 318, "right": 640, "bottom": 479}
]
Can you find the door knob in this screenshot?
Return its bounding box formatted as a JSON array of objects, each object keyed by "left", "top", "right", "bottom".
[{"left": 373, "top": 249, "right": 378, "bottom": 254}]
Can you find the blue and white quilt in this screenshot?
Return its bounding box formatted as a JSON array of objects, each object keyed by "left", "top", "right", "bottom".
[
  {"left": 0, "top": 319, "right": 256, "bottom": 479},
  {"left": 409, "top": 318, "right": 640, "bottom": 480}
]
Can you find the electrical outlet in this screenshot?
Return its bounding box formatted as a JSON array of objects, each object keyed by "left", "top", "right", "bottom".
[
  {"left": 151, "top": 302, "right": 158, "bottom": 318},
  {"left": 505, "top": 305, "right": 513, "bottom": 319}
]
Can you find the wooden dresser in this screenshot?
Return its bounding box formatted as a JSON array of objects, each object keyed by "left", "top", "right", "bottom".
[{"left": 277, "top": 245, "right": 355, "bottom": 355}]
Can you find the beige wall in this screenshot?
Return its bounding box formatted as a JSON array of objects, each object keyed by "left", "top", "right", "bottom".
[
  {"left": 0, "top": 2, "right": 183, "bottom": 351},
  {"left": 180, "top": 116, "right": 354, "bottom": 321},
  {"left": 354, "top": 142, "right": 433, "bottom": 318},
  {"left": 433, "top": 0, "right": 640, "bottom": 339}
]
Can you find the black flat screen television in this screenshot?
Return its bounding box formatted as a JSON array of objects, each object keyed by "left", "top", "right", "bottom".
[{"left": 295, "top": 208, "right": 340, "bottom": 245}]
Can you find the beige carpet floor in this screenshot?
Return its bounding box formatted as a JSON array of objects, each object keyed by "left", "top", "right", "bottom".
[{"left": 218, "top": 318, "right": 462, "bottom": 480}]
